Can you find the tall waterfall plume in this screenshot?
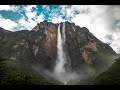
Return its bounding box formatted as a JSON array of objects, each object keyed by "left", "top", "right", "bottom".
[
  {"left": 53, "top": 22, "right": 80, "bottom": 84},
  {"left": 54, "top": 23, "right": 66, "bottom": 74}
]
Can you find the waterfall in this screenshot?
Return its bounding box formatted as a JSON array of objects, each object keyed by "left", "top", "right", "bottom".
[
  {"left": 54, "top": 23, "right": 66, "bottom": 74},
  {"left": 53, "top": 22, "right": 80, "bottom": 84}
]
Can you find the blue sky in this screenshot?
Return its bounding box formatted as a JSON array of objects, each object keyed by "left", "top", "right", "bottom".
[{"left": 0, "top": 5, "right": 120, "bottom": 53}]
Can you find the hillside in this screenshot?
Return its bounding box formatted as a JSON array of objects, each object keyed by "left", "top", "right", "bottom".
[
  {"left": 79, "top": 57, "right": 120, "bottom": 85},
  {"left": 0, "top": 56, "right": 56, "bottom": 85}
]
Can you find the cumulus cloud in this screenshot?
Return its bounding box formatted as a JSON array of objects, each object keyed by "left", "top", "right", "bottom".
[
  {"left": 0, "top": 5, "right": 44, "bottom": 31},
  {"left": 17, "top": 5, "right": 45, "bottom": 30},
  {"left": 24, "top": 5, "right": 37, "bottom": 19},
  {"left": 0, "top": 5, "right": 18, "bottom": 12},
  {"left": 18, "top": 17, "right": 37, "bottom": 30},
  {"left": 42, "top": 5, "right": 51, "bottom": 14},
  {"left": 26, "top": 11, "right": 37, "bottom": 19},
  {"left": 0, "top": 14, "right": 17, "bottom": 31},
  {"left": 18, "top": 17, "right": 30, "bottom": 30},
  {"left": 51, "top": 17, "right": 66, "bottom": 23},
  {"left": 35, "top": 13, "right": 44, "bottom": 23},
  {"left": 59, "top": 5, "right": 120, "bottom": 53},
  {"left": 45, "top": 6, "right": 66, "bottom": 23}
]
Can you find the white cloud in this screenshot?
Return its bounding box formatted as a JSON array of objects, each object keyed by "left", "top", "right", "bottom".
[
  {"left": 42, "top": 5, "right": 50, "bottom": 14},
  {"left": 26, "top": 11, "right": 37, "bottom": 19},
  {"left": 111, "top": 38, "right": 120, "bottom": 53},
  {"left": 0, "top": 5, "right": 40, "bottom": 31},
  {"left": 28, "top": 19, "right": 37, "bottom": 29},
  {"left": 24, "top": 5, "right": 38, "bottom": 19},
  {"left": 35, "top": 13, "right": 44, "bottom": 23},
  {"left": 61, "top": 5, "right": 120, "bottom": 53},
  {"left": 0, "top": 5, "right": 18, "bottom": 12},
  {"left": 18, "top": 17, "right": 37, "bottom": 30},
  {"left": 0, "top": 14, "right": 17, "bottom": 31},
  {"left": 18, "top": 14, "right": 44, "bottom": 30},
  {"left": 18, "top": 17, "right": 30, "bottom": 29},
  {"left": 20, "top": 5, "right": 45, "bottom": 29},
  {"left": 51, "top": 17, "right": 65, "bottom": 23},
  {"left": 25, "top": 5, "right": 37, "bottom": 12},
  {"left": 71, "top": 6, "right": 109, "bottom": 42},
  {"left": 17, "top": 5, "right": 45, "bottom": 30}
]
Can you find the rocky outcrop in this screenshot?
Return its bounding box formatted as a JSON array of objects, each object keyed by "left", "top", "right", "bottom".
[{"left": 0, "top": 20, "right": 117, "bottom": 74}]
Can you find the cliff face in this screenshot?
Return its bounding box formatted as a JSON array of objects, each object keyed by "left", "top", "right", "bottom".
[
  {"left": 0, "top": 21, "right": 116, "bottom": 73},
  {"left": 59, "top": 21, "right": 116, "bottom": 73},
  {"left": 0, "top": 21, "right": 59, "bottom": 72}
]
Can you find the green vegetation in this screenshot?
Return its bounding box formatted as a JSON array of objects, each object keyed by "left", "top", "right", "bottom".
[
  {"left": 79, "top": 57, "right": 120, "bottom": 85},
  {"left": 0, "top": 57, "right": 55, "bottom": 85},
  {"left": 0, "top": 42, "right": 54, "bottom": 85}
]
